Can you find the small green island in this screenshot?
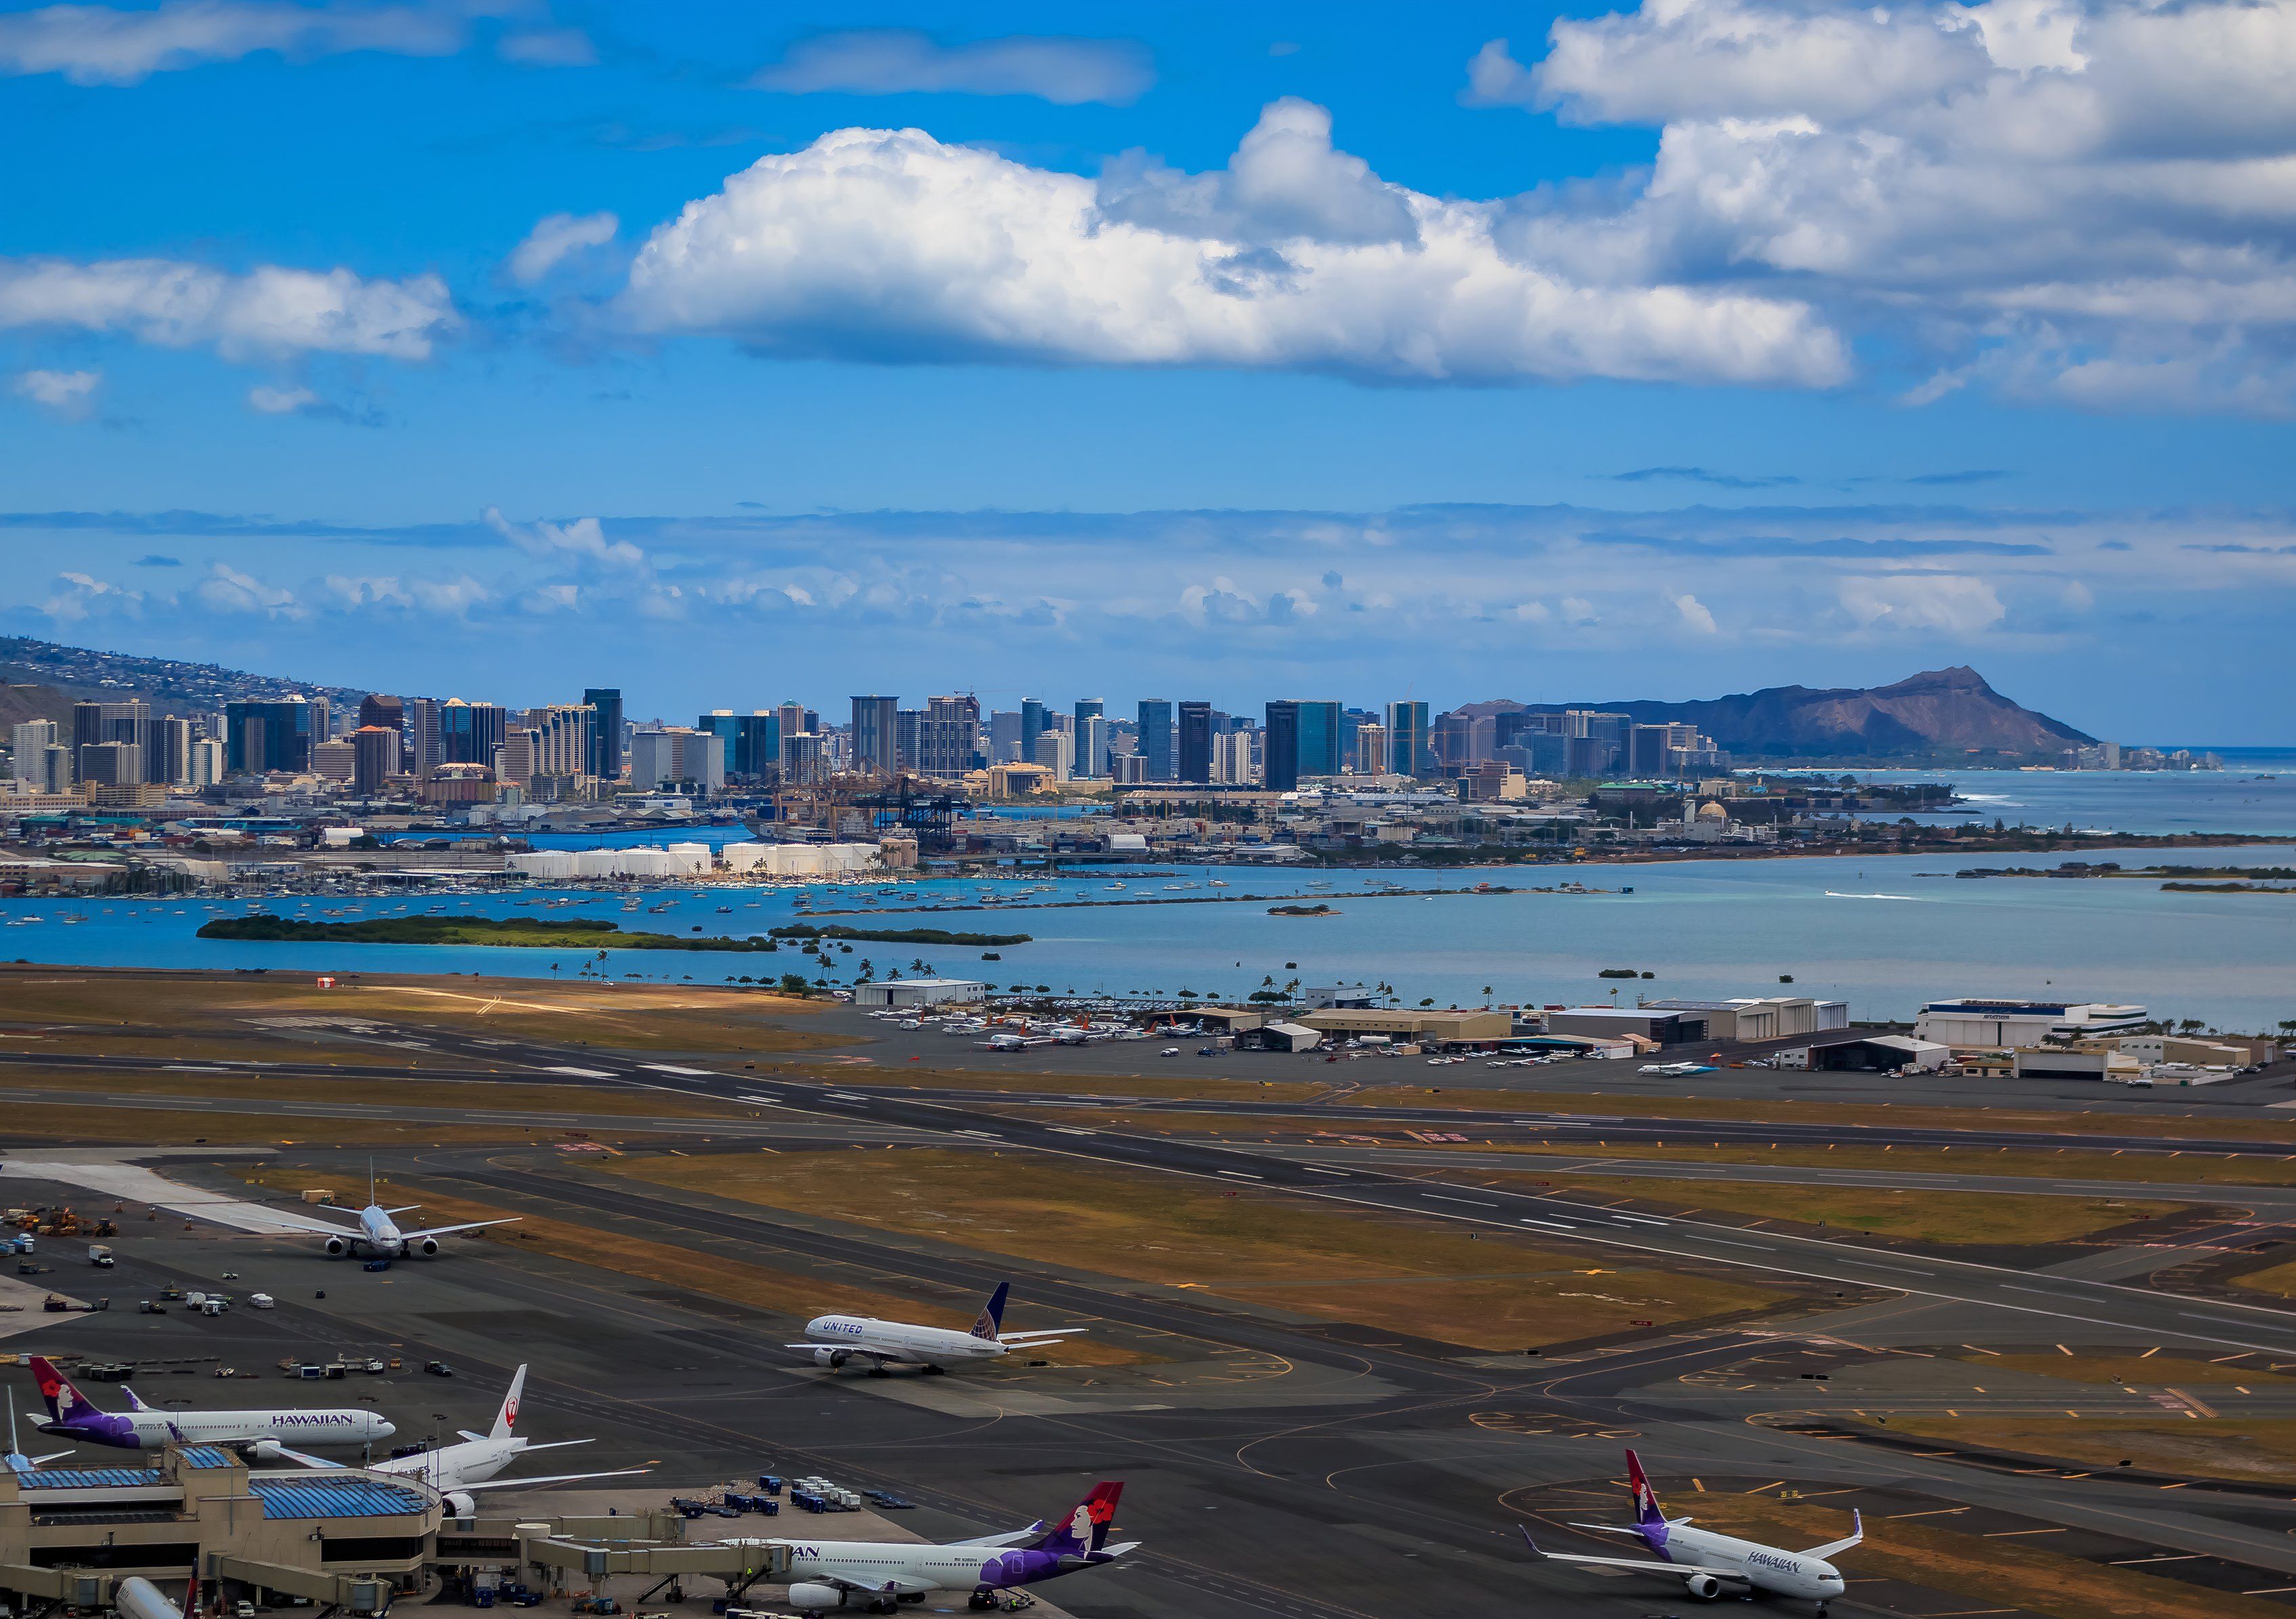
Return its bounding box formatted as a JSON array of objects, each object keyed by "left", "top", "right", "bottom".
[
  {"left": 770, "top": 923, "right": 1033, "bottom": 945},
  {"left": 198, "top": 914, "right": 785, "bottom": 952},
  {"left": 1266, "top": 903, "right": 1336, "bottom": 917}
]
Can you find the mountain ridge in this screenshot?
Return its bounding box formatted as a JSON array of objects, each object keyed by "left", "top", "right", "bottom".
[{"left": 1457, "top": 667, "right": 2095, "bottom": 761}]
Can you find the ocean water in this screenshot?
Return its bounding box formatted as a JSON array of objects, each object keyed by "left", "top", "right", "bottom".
[
  {"left": 1804, "top": 751, "right": 2296, "bottom": 836},
  {"left": 6, "top": 843, "right": 2293, "bottom": 1031}
]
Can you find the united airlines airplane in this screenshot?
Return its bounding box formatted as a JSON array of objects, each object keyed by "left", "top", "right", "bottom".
[
  {"left": 1522, "top": 1449, "right": 1859, "bottom": 1614},
  {"left": 789, "top": 1283, "right": 1086, "bottom": 1374},
  {"left": 27, "top": 1357, "right": 394, "bottom": 1452}
]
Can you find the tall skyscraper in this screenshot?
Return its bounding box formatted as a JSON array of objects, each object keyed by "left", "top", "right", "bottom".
[
  {"left": 9, "top": 720, "right": 62, "bottom": 789},
  {"left": 72, "top": 699, "right": 150, "bottom": 757},
  {"left": 358, "top": 693, "right": 405, "bottom": 734},
  {"left": 352, "top": 725, "right": 399, "bottom": 794},
  {"left": 850, "top": 695, "right": 899, "bottom": 777},
  {"left": 1177, "top": 701, "right": 1213, "bottom": 783},
  {"left": 224, "top": 696, "right": 326, "bottom": 774},
  {"left": 529, "top": 704, "right": 596, "bottom": 784},
  {"left": 1385, "top": 700, "right": 1430, "bottom": 779},
  {"left": 1136, "top": 699, "right": 1173, "bottom": 781},
  {"left": 1079, "top": 714, "right": 1109, "bottom": 778},
  {"left": 408, "top": 697, "right": 442, "bottom": 774},
  {"left": 583, "top": 689, "right": 623, "bottom": 781},
  {"left": 1352, "top": 721, "right": 1387, "bottom": 775},
  {"left": 75, "top": 741, "right": 143, "bottom": 787},
  {"left": 1019, "top": 698, "right": 1049, "bottom": 767},
  {"left": 148, "top": 716, "right": 192, "bottom": 785},
  {"left": 1264, "top": 701, "right": 1300, "bottom": 792},
  {"left": 1074, "top": 697, "right": 1103, "bottom": 731},
  {"left": 920, "top": 695, "right": 980, "bottom": 778},
  {"left": 988, "top": 710, "right": 1023, "bottom": 763},
  {"left": 895, "top": 708, "right": 924, "bottom": 772}
]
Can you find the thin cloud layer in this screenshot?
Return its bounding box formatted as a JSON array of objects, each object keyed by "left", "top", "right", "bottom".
[
  {"left": 619, "top": 103, "right": 1848, "bottom": 388},
  {"left": 0, "top": 0, "right": 585, "bottom": 85},
  {"left": 749, "top": 28, "right": 1153, "bottom": 106},
  {"left": 1471, "top": 0, "right": 2296, "bottom": 411},
  {"left": 0, "top": 256, "right": 457, "bottom": 359}
]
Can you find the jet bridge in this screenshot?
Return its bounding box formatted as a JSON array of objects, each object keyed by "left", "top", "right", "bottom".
[{"left": 434, "top": 1513, "right": 787, "bottom": 1598}]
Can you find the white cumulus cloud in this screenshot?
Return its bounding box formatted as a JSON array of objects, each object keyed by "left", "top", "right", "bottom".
[
  {"left": 505, "top": 211, "right": 619, "bottom": 285},
  {"left": 1470, "top": 0, "right": 2296, "bottom": 411},
  {"left": 196, "top": 561, "right": 303, "bottom": 617},
  {"left": 0, "top": 258, "right": 456, "bottom": 359},
  {"left": 618, "top": 104, "right": 1848, "bottom": 388},
  {"left": 1672, "top": 591, "right": 1718, "bottom": 633},
  {"left": 484, "top": 506, "right": 648, "bottom": 570},
  {"left": 14, "top": 367, "right": 100, "bottom": 415},
  {"left": 1839, "top": 573, "right": 2007, "bottom": 632},
  {"left": 749, "top": 28, "right": 1152, "bottom": 105}
]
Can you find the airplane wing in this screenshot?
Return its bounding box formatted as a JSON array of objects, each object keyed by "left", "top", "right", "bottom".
[
  {"left": 1563, "top": 1522, "right": 1651, "bottom": 1536},
  {"left": 1799, "top": 1509, "right": 1863, "bottom": 1561},
  {"left": 996, "top": 1329, "right": 1089, "bottom": 1345},
  {"left": 951, "top": 1520, "right": 1044, "bottom": 1549},
  {"left": 400, "top": 1217, "right": 522, "bottom": 1241},
  {"left": 251, "top": 1442, "right": 341, "bottom": 1471},
  {"left": 783, "top": 1344, "right": 922, "bottom": 1366},
  {"left": 1520, "top": 1528, "right": 1742, "bottom": 1586},
  {"left": 451, "top": 1467, "right": 653, "bottom": 1492},
  {"left": 808, "top": 1568, "right": 936, "bottom": 1597}
]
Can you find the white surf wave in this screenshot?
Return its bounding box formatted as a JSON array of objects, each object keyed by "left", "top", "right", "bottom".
[{"left": 1823, "top": 890, "right": 1939, "bottom": 901}]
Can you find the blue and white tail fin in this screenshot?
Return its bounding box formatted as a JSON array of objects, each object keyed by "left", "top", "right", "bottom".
[
  {"left": 968, "top": 1283, "right": 1011, "bottom": 1341},
  {"left": 489, "top": 1364, "right": 526, "bottom": 1441}
]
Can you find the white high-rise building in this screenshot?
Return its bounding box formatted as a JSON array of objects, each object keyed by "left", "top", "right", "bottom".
[
  {"left": 188, "top": 738, "right": 224, "bottom": 788},
  {"left": 10, "top": 720, "right": 60, "bottom": 786}
]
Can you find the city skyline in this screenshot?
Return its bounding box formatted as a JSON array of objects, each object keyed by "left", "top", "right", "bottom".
[{"left": 2, "top": 1, "right": 2292, "bottom": 741}]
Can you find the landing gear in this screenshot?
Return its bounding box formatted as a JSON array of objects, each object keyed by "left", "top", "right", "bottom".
[
  {"left": 867, "top": 1366, "right": 891, "bottom": 1378},
  {"left": 865, "top": 1600, "right": 896, "bottom": 1615},
  {"left": 967, "top": 1591, "right": 995, "bottom": 1610},
  {"left": 921, "top": 1365, "right": 946, "bottom": 1376}
]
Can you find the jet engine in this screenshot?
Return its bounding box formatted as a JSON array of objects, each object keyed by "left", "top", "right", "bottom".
[
  {"left": 813, "top": 1347, "right": 850, "bottom": 1369},
  {"left": 247, "top": 1440, "right": 290, "bottom": 1461},
  {"left": 787, "top": 1583, "right": 847, "bottom": 1614},
  {"left": 1685, "top": 1573, "right": 1724, "bottom": 1600},
  {"left": 443, "top": 1491, "right": 477, "bottom": 1518},
  {"left": 418, "top": 1237, "right": 440, "bottom": 1256},
  {"left": 325, "top": 1235, "right": 350, "bottom": 1257}
]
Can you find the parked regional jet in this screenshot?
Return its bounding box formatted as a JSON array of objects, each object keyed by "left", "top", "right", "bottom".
[
  {"left": 27, "top": 1357, "right": 395, "bottom": 1452},
  {"left": 735, "top": 1480, "right": 1135, "bottom": 1615},
  {"left": 789, "top": 1283, "right": 1086, "bottom": 1374},
  {"left": 1522, "top": 1450, "right": 1857, "bottom": 1614},
  {"left": 1638, "top": 1061, "right": 1719, "bottom": 1076},
  {"left": 5, "top": 1406, "right": 69, "bottom": 1473},
  {"left": 294, "top": 1166, "right": 519, "bottom": 1265},
  {"left": 261, "top": 1364, "right": 650, "bottom": 1511}
]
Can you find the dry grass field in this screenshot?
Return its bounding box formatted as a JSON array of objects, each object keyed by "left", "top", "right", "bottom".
[{"left": 608, "top": 1145, "right": 1791, "bottom": 1351}]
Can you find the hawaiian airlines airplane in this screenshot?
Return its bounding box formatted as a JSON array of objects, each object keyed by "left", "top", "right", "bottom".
[
  {"left": 733, "top": 1480, "right": 1135, "bottom": 1616},
  {"left": 1522, "top": 1449, "right": 1858, "bottom": 1614},
  {"left": 260, "top": 1364, "right": 650, "bottom": 1512},
  {"left": 789, "top": 1283, "right": 1086, "bottom": 1374},
  {"left": 27, "top": 1357, "right": 395, "bottom": 1452}
]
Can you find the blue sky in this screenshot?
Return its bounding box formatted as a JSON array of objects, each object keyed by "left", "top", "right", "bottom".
[{"left": 3, "top": 0, "right": 2293, "bottom": 740}]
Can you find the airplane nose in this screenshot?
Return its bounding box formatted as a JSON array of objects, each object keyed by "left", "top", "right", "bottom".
[{"left": 374, "top": 1419, "right": 397, "bottom": 1436}]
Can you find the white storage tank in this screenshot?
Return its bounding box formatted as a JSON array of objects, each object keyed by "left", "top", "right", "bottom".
[
  {"left": 722, "top": 842, "right": 770, "bottom": 872},
  {"left": 664, "top": 842, "right": 713, "bottom": 874},
  {"left": 572, "top": 848, "right": 623, "bottom": 878}
]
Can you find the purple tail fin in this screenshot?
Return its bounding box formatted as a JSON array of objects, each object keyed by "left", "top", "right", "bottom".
[
  {"left": 1041, "top": 1483, "right": 1123, "bottom": 1555},
  {"left": 1624, "top": 1449, "right": 1669, "bottom": 1551},
  {"left": 28, "top": 1357, "right": 99, "bottom": 1424}
]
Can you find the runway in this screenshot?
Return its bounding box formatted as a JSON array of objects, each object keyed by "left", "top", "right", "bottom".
[{"left": 13, "top": 1000, "right": 2296, "bottom": 1615}]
